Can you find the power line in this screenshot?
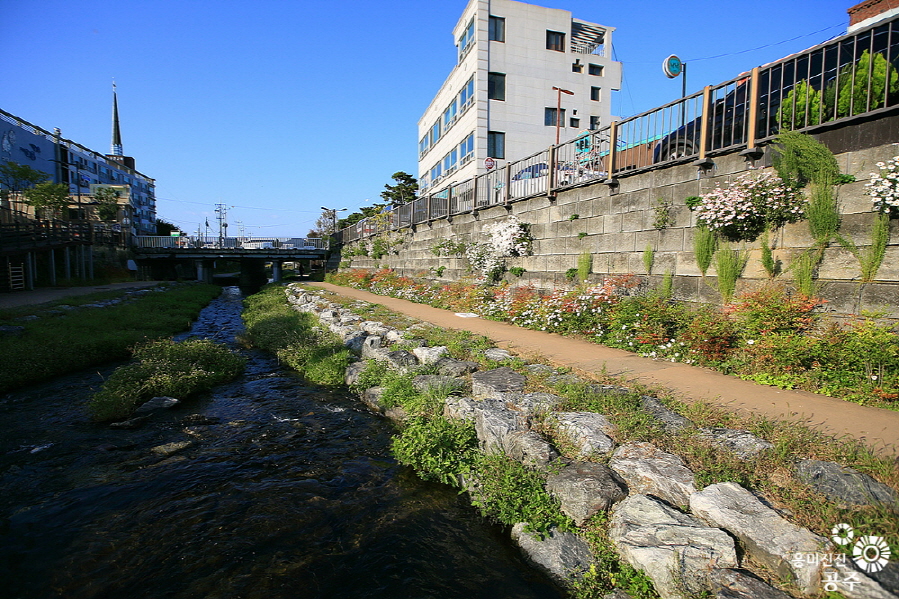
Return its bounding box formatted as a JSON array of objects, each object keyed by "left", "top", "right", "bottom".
[{"left": 685, "top": 23, "right": 845, "bottom": 62}]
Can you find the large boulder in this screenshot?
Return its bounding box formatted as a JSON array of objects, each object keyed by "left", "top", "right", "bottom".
[
  {"left": 471, "top": 367, "right": 527, "bottom": 400},
  {"left": 547, "top": 412, "right": 615, "bottom": 459},
  {"left": 412, "top": 345, "right": 450, "bottom": 365},
  {"left": 689, "top": 482, "right": 826, "bottom": 595},
  {"left": 474, "top": 402, "right": 524, "bottom": 454},
  {"left": 344, "top": 361, "right": 367, "bottom": 386},
  {"left": 708, "top": 569, "right": 792, "bottom": 599},
  {"left": 508, "top": 392, "right": 565, "bottom": 417},
  {"left": 640, "top": 396, "right": 693, "bottom": 433},
  {"left": 135, "top": 396, "right": 180, "bottom": 413},
  {"left": 510, "top": 523, "right": 593, "bottom": 586},
  {"left": 343, "top": 331, "right": 368, "bottom": 354},
  {"left": 546, "top": 461, "right": 627, "bottom": 526},
  {"left": 505, "top": 430, "right": 560, "bottom": 470},
  {"left": 384, "top": 350, "right": 419, "bottom": 374},
  {"left": 412, "top": 375, "right": 464, "bottom": 395},
  {"left": 795, "top": 459, "right": 899, "bottom": 509},
  {"left": 698, "top": 428, "right": 774, "bottom": 460},
  {"left": 434, "top": 357, "right": 480, "bottom": 377},
  {"left": 484, "top": 348, "right": 515, "bottom": 362},
  {"left": 610, "top": 494, "right": 738, "bottom": 599},
  {"left": 608, "top": 442, "right": 696, "bottom": 508}
]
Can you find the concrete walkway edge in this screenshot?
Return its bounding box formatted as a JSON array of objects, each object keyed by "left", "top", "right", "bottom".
[{"left": 310, "top": 282, "right": 899, "bottom": 459}]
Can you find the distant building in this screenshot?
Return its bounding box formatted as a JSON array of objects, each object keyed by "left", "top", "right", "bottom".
[
  {"left": 848, "top": 0, "right": 899, "bottom": 32},
  {"left": 0, "top": 86, "right": 156, "bottom": 235},
  {"left": 417, "top": 0, "right": 622, "bottom": 193}
]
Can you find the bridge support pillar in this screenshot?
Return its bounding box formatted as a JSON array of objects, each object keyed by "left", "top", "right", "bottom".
[
  {"left": 195, "top": 259, "right": 215, "bottom": 283},
  {"left": 271, "top": 260, "right": 283, "bottom": 282},
  {"left": 239, "top": 258, "right": 268, "bottom": 290}
]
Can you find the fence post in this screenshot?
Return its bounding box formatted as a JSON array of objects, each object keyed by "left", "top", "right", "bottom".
[
  {"left": 548, "top": 144, "right": 557, "bottom": 194},
  {"left": 608, "top": 121, "right": 618, "bottom": 175},
  {"left": 698, "top": 85, "right": 712, "bottom": 160},
  {"left": 503, "top": 164, "right": 511, "bottom": 205},
  {"left": 745, "top": 67, "right": 761, "bottom": 153}
]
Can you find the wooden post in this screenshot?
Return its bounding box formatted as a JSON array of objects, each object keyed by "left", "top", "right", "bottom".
[
  {"left": 698, "top": 86, "right": 712, "bottom": 160},
  {"left": 746, "top": 67, "right": 760, "bottom": 150}
]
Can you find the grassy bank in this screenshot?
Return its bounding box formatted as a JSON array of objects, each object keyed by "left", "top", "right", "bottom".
[
  {"left": 303, "top": 284, "right": 898, "bottom": 598},
  {"left": 0, "top": 283, "right": 223, "bottom": 393},
  {"left": 239, "top": 284, "right": 352, "bottom": 385}
]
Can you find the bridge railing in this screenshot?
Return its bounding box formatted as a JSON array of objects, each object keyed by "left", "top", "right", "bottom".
[
  {"left": 133, "top": 236, "right": 328, "bottom": 250},
  {"left": 334, "top": 15, "right": 899, "bottom": 244}
]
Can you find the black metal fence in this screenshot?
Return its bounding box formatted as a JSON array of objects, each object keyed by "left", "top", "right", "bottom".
[
  {"left": 0, "top": 220, "right": 125, "bottom": 255},
  {"left": 338, "top": 15, "right": 899, "bottom": 244}
]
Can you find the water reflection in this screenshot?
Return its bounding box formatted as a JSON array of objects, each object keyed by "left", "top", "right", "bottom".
[{"left": 0, "top": 287, "right": 561, "bottom": 599}]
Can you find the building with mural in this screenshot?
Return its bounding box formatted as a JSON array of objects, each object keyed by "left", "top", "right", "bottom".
[{"left": 0, "top": 87, "right": 156, "bottom": 236}]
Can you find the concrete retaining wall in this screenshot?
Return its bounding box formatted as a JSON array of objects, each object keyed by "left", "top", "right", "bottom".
[{"left": 339, "top": 139, "right": 899, "bottom": 320}]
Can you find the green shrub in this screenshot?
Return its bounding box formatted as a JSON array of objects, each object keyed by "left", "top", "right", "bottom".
[
  {"left": 392, "top": 416, "right": 479, "bottom": 485},
  {"left": 642, "top": 244, "right": 654, "bottom": 275},
  {"left": 692, "top": 226, "right": 717, "bottom": 276},
  {"left": 578, "top": 251, "right": 593, "bottom": 282},
  {"left": 714, "top": 246, "right": 748, "bottom": 303},
  {"left": 773, "top": 131, "right": 840, "bottom": 188},
  {"left": 469, "top": 453, "right": 573, "bottom": 536},
  {"left": 89, "top": 338, "right": 245, "bottom": 421},
  {"left": 508, "top": 266, "right": 526, "bottom": 277}
]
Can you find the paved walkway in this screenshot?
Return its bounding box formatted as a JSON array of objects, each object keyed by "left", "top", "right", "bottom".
[
  {"left": 310, "top": 282, "right": 899, "bottom": 459},
  {"left": 0, "top": 281, "right": 162, "bottom": 310}
]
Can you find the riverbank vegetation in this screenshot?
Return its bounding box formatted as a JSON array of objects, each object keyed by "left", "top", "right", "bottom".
[
  {"left": 0, "top": 283, "right": 224, "bottom": 393},
  {"left": 89, "top": 338, "right": 245, "bottom": 421},
  {"left": 239, "top": 284, "right": 352, "bottom": 386},
  {"left": 249, "top": 283, "right": 898, "bottom": 598},
  {"left": 327, "top": 269, "right": 899, "bottom": 410}
]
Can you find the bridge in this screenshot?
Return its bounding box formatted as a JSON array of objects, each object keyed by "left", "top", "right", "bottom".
[{"left": 132, "top": 236, "right": 330, "bottom": 285}]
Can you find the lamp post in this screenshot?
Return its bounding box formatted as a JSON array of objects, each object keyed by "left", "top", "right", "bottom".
[
  {"left": 552, "top": 86, "right": 574, "bottom": 145},
  {"left": 320, "top": 206, "right": 347, "bottom": 235}
]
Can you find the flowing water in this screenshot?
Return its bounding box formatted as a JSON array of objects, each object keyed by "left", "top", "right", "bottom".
[{"left": 0, "top": 287, "right": 561, "bottom": 599}]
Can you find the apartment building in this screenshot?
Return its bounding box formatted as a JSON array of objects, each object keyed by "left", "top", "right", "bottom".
[
  {"left": 0, "top": 98, "right": 156, "bottom": 235},
  {"left": 417, "top": 0, "right": 622, "bottom": 193}
]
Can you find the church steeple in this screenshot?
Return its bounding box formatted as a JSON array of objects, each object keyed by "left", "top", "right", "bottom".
[{"left": 111, "top": 81, "right": 123, "bottom": 156}]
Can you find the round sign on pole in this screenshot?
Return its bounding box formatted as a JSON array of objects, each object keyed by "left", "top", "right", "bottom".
[
  {"left": 663, "top": 54, "right": 683, "bottom": 79},
  {"left": 484, "top": 157, "right": 496, "bottom": 170}
]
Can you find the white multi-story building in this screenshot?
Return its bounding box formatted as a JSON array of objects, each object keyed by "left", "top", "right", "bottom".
[{"left": 417, "top": 0, "right": 622, "bottom": 193}]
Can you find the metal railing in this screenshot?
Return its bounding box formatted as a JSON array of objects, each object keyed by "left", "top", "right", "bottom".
[
  {"left": 133, "top": 236, "right": 328, "bottom": 250},
  {"left": 0, "top": 220, "right": 126, "bottom": 254},
  {"left": 334, "top": 16, "right": 899, "bottom": 244}
]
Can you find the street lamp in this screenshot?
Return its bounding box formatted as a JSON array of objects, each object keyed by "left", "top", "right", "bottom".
[
  {"left": 320, "top": 206, "right": 347, "bottom": 234},
  {"left": 552, "top": 86, "right": 574, "bottom": 145}
]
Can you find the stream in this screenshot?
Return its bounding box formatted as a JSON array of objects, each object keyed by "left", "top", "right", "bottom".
[{"left": 0, "top": 287, "right": 562, "bottom": 599}]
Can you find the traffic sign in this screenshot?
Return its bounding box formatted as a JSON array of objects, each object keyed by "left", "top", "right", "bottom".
[{"left": 485, "top": 157, "right": 496, "bottom": 170}]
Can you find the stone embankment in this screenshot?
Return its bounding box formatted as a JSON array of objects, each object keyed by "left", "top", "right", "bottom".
[{"left": 285, "top": 283, "right": 898, "bottom": 599}]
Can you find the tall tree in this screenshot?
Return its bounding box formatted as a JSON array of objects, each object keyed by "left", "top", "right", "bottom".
[
  {"left": 155, "top": 219, "right": 181, "bottom": 236},
  {"left": 93, "top": 187, "right": 121, "bottom": 221},
  {"left": 380, "top": 171, "right": 418, "bottom": 207},
  {"left": 24, "top": 182, "right": 71, "bottom": 219},
  {"left": 0, "top": 161, "right": 49, "bottom": 213}
]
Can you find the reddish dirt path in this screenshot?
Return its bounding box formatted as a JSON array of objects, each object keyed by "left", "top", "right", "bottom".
[{"left": 311, "top": 282, "right": 899, "bottom": 459}]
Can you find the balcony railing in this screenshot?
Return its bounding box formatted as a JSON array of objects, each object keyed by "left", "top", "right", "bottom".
[{"left": 335, "top": 15, "right": 899, "bottom": 244}]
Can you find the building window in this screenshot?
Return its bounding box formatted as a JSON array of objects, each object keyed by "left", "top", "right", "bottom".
[
  {"left": 589, "top": 63, "right": 603, "bottom": 76},
  {"left": 546, "top": 30, "right": 565, "bottom": 52},
  {"left": 572, "top": 61, "right": 583, "bottom": 73},
  {"left": 589, "top": 116, "right": 601, "bottom": 130},
  {"left": 570, "top": 118, "right": 580, "bottom": 128},
  {"left": 459, "top": 75, "right": 475, "bottom": 109},
  {"left": 431, "top": 121, "right": 441, "bottom": 144},
  {"left": 544, "top": 107, "right": 566, "bottom": 127},
  {"left": 443, "top": 99, "right": 458, "bottom": 128},
  {"left": 488, "top": 72, "right": 505, "bottom": 101},
  {"left": 460, "top": 132, "right": 475, "bottom": 162},
  {"left": 591, "top": 86, "right": 601, "bottom": 101},
  {"left": 419, "top": 134, "right": 430, "bottom": 156},
  {"left": 458, "top": 18, "right": 475, "bottom": 61},
  {"left": 488, "top": 131, "right": 505, "bottom": 159},
  {"left": 489, "top": 16, "right": 505, "bottom": 42}
]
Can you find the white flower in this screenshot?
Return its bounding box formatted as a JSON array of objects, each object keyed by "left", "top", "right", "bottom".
[{"left": 747, "top": 339, "right": 755, "bottom": 345}]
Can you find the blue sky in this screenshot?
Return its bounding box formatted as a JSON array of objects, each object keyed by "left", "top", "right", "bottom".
[{"left": 1, "top": 0, "right": 851, "bottom": 237}]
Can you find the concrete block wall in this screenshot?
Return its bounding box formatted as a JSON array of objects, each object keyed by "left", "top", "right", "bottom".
[{"left": 341, "top": 140, "right": 899, "bottom": 320}]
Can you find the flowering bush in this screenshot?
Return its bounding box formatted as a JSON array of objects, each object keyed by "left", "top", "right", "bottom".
[
  {"left": 466, "top": 216, "right": 532, "bottom": 282},
  {"left": 693, "top": 171, "right": 802, "bottom": 241},
  {"left": 866, "top": 155, "right": 899, "bottom": 215}
]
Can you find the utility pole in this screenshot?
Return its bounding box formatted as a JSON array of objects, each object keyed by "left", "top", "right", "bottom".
[{"left": 215, "top": 203, "right": 228, "bottom": 248}]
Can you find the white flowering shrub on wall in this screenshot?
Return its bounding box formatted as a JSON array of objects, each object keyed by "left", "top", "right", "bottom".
[
  {"left": 465, "top": 216, "right": 532, "bottom": 282},
  {"left": 867, "top": 156, "right": 899, "bottom": 215},
  {"left": 693, "top": 170, "right": 802, "bottom": 241}
]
